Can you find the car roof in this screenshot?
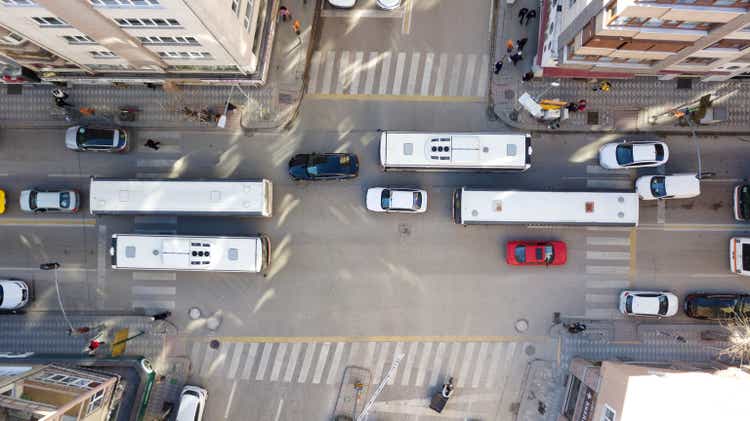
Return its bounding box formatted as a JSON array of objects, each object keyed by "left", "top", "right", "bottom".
[
  {"left": 176, "top": 393, "right": 200, "bottom": 420},
  {"left": 631, "top": 294, "right": 662, "bottom": 314},
  {"left": 664, "top": 174, "right": 699, "bottom": 193},
  {"left": 632, "top": 144, "right": 656, "bottom": 162},
  {"left": 389, "top": 190, "right": 415, "bottom": 209},
  {"left": 36, "top": 192, "right": 61, "bottom": 209}
]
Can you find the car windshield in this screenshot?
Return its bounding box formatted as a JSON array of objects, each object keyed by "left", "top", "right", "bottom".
[
  {"left": 413, "top": 192, "right": 422, "bottom": 209},
  {"left": 29, "top": 191, "right": 37, "bottom": 210},
  {"left": 657, "top": 295, "right": 669, "bottom": 315},
  {"left": 515, "top": 246, "right": 526, "bottom": 263},
  {"left": 380, "top": 189, "right": 391, "bottom": 209},
  {"left": 650, "top": 176, "right": 667, "bottom": 197},
  {"left": 59, "top": 192, "right": 70, "bottom": 208},
  {"left": 654, "top": 144, "right": 665, "bottom": 161},
  {"left": 625, "top": 295, "right": 633, "bottom": 313},
  {"left": 740, "top": 186, "right": 750, "bottom": 219},
  {"left": 77, "top": 128, "right": 114, "bottom": 148},
  {"left": 535, "top": 245, "right": 554, "bottom": 263},
  {"left": 693, "top": 297, "right": 738, "bottom": 319},
  {"left": 615, "top": 145, "right": 634, "bottom": 165},
  {"left": 307, "top": 155, "right": 345, "bottom": 177}
]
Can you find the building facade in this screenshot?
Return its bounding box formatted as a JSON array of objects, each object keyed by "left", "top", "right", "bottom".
[
  {"left": 0, "top": 0, "right": 269, "bottom": 83},
  {"left": 539, "top": 0, "right": 750, "bottom": 80}
]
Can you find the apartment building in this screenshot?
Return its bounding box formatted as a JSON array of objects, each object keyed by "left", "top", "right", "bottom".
[
  {"left": 0, "top": 0, "right": 270, "bottom": 83},
  {"left": 539, "top": 0, "right": 750, "bottom": 80}
]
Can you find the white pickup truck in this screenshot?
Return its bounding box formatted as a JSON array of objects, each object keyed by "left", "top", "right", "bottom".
[{"left": 730, "top": 237, "right": 750, "bottom": 276}]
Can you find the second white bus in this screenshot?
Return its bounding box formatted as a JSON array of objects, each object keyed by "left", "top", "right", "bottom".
[
  {"left": 453, "top": 188, "right": 639, "bottom": 226},
  {"left": 110, "top": 234, "right": 271, "bottom": 273},
  {"left": 379, "top": 132, "right": 532, "bottom": 171},
  {"left": 90, "top": 178, "right": 272, "bottom": 217}
]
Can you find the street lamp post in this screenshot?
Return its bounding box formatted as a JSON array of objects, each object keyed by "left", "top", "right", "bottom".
[
  {"left": 40, "top": 262, "right": 75, "bottom": 333},
  {"left": 509, "top": 80, "right": 561, "bottom": 121}
]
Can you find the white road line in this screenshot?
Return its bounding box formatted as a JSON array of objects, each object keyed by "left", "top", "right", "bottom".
[
  {"left": 462, "top": 54, "right": 477, "bottom": 97},
  {"left": 405, "top": 52, "right": 420, "bottom": 95},
  {"left": 215, "top": 340, "right": 230, "bottom": 377},
  {"left": 326, "top": 342, "right": 346, "bottom": 385},
  {"left": 471, "top": 342, "right": 489, "bottom": 388},
  {"left": 400, "top": 342, "right": 418, "bottom": 386},
  {"left": 346, "top": 342, "right": 360, "bottom": 366},
  {"left": 378, "top": 52, "right": 392, "bottom": 95},
  {"left": 0, "top": 172, "right": 9, "bottom": 177},
  {"left": 433, "top": 53, "right": 448, "bottom": 96},
  {"left": 256, "top": 343, "right": 273, "bottom": 381},
  {"left": 476, "top": 54, "right": 489, "bottom": 96},
  {"left": 429, "top": 342, "right": 446, "bottom": 386},
  {"left": 586, "top": 251, "right": 630, "bottom": 260},
  {"left": 96, "top": 224, "right": 107, "bottom": 309},
  {"left": 240, "top": 342, "right": 259, "bottom": 380},
  {"left": 226, "top": 343, "right": 245, "bottom": 379},
  {"left": 447, "top": 54, "right": 463, "bottom": 96},
  {"left": 273, "top": 398, "right": 284, "bottom": 421},
  {"left": 657, "top": 200, "right": 666, "bottom": 224},
  {"left": 336, "top": 50, "right": 349, "bottom": 94},
  {"left": 190, "top": 342, "right": 203, "bottom": 374},
  {"left": 131, "top": 300, "right": 175, "bottom": 310},
  {"left": 321, "top": 51, "right": 336, "bottom": 94},
  {"left": 131, "top": 271, "right": 177, "bottom": 281},
  {"left": 321, "top": 8, "right": 404, "bottom": 18},
  {"left": 586, "top": 294, "right": 617, "bottom": 304},
  {"left": 131, "top": 286, "right": 175, "bottom": 295},
  {"left": 689, "top": 273, "right": 738, "bottom": 278},
  {"left": 349, "top": 51, "right": 363, "bottom": 94},
  {"left": 586, "top": 179, "right": 634, "bottom": 189},
  {"left": 224, "top": 381, "right": 237, "bottom": 419},
  {"left": 457, "top": 342, "right": 475, "bottom": 387},
  {"left": 283, "top": 342, "right": 302, "bottom": 382},
  {"left": 586, "top": 265, "right": 629, "bottom": 275},
  {"left": 364, "top": 52, "right": 378, "bottom": 94},
  {"left": 136, "top": 159, "right": 177, "bottom": 168},
  {"left": 496, "top": 342, "right": 518, "bottom": 394},
  {"left": 388, "top": 342, "right": 404, "bottom": 385},
  {"left": 297, "top": 343, "right": 316, "bottom": 383},
  {"left": 391, "top": 52, "right": 407, "bottom": 95},
  {"left": 269, "top": 342, "right": 287, "bottom": 382},
  {"left": 372, "top": 342, "right": 390, "bottom": 384},
  {"left": 585, "top": 308, "right": 624, "bottom": 319},
  {"left": 586, "top": 279, "right": 630, "bottom": 289},
  {"left": 586, "top": 236, "right": 630, "bottom": 246},
  {"left": 308, "top": 51, "right": 322, "bottom": 93},
  {"left": 484, "top": 342, "right": 505, "bottom": 388},
  {"left": 312, "top": 342, "right": 331, "bottom": 384},
  {"left": 414, "top": 342, "right": 433, "bottom": 386},
  {"left": 586, "top": 165, "right": 630, "bottom": 176},
  {"left": 47, "top": 173, "right": 90, "bottom": 178},
  {"left": 199, "top": 345, "right": 218, "bottom": 377},
  {"left": 420, "top": 53, "right": 434, "bottom": 96},
  {"left": 401, "top": 0, "right": 413, "bottom": 34},
  {"left": 363, "top": 341, "right": 377, "bottom": 368},
  {"left": 446, "top": 342, "right": 460, "bottom": 378}
]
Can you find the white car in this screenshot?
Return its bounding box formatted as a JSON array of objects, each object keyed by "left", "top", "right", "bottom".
[
  {"left": 327, "top": 0, "right": 355, "bottom": 7},
  {"left": 377, "top": 0, "right": 401, "bottom": 9},
  {"left": 619, "top": 290, "right": 678, "bottom": 317},
  {"left": 366, "top": 187, "right": 427, "bottom": 213},
  {"left": 20, "top": 189, "right": 79, "bottom": 213},
  {"left": 0, "top": 280, "right": 30, "bottom": 310},
  {"left": 635, "top": 173, "right": 700, "bottom": 200},
  {"left": 176, "top": 385, "right": 207, "bottom": 421},
  {"left": 599, "top": 140, "right": 669, "bottom": 169},
  {"left": 730, "top": 237, "right": 750, "bottom": 276}
]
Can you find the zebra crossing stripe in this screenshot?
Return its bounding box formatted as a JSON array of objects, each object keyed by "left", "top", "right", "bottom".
[
  {"left": 434, "top": 53, "right": 448, "bottom": 96},
  {"left": 283, "top": 342, "right": 302, "bottom": 383},
  {"left": 350, "top": 51, "right": 364, "bottom": 94},
  {"left": 429, "top": 342, "right": 446, "bottom": 386},
  {"left": 297, "top": 343, "right": 315, "bottom": 383},
  {"left": 496, "top": 342, "right": 518, "bottom": 393},
  {"left": 363, "top": 342, "right": 377, "bottom": 368},
  {"left": 476, "top": 54, "right": 489, "bottom": 96},
  {"left": 269, "top": 343, "right": 287, "bottom": 382},
  {"left": 420, "top": 53, "right": 434, "bottom": 96},
  {"left": 484, "top": 342, "right": 505, "bottom": 388},
  {"left": 378, "top": 52, "right": 392, "bottom": 95},
  {"left": 326, "top": 342, "right": 346, "bottom": 385},
  {"left": 392, "top": 52, "right": 407, "bottom": 95},
  {"left": 405, "top": 52, "right": 421, "bottom": 95},
  {"left": 200, "top": 345, "right": 219, "bottom": 378},
  {"left": 308, "top": 51, "right": 322, "bottom": 93},
  {"left": 388, "top": 342, "right": 404, "bottom": 385},
  {"left": 347, "top": 342, "right": 361, "bottom": 366},
  {"left": 457, "top": 342, "right": 475, "bottom": 387},
  {"left": 321, "top": 51, "right": 335, "bottom": 94},
  {"left": 364, "top": 52, "right": 378, "bottom": 94},
  {"left": 400, "top": 342, "right": 418, "bottom": 386},
  {"left": 414, "top": 342, "right": 433, "bottom": 386},
  {"left": 586, "top": 236, "right": 630, "bottom": 246},
  {"left": 226, "top": 343, "right": 245, "bottom": 379},
  {"left": 446, "top": 342, "right": 460, "bottom": 376},
  {"left": 255, "top": 343, "right": 273, "bottom": 381},
  {"left": 471, "top": 342, "right": 489, "bottom": 388},
  {"left": 462, "top": 54, "right": 477, "bottom": 97},
  {"left": 240, "top": 343, "right": 259, "bottom": 380},
  {"left": 336, "top": 51, "right": 349, "bottom": 94},
  {"left": 190, "top": 342, "right": 203, "bottom": 374},
  {"left": 312, "top": 342, "right": 331, "bottom": 384},
  {"left": 447, "top": 54, "right": 463, "bottom": 96},
  {"left": 372, "top": 342, "right": 391, "bottom": 384}
]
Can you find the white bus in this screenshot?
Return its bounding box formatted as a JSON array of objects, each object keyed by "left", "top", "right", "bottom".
[
  {"left": 110, "top": 234, "right": 270, "bottom": 273},
  {"left": 453, "top": 188, "right": 639, "bottom": 226},
  {"left": 379, "top": 132, "right": 532, "bottom": 172},
  {"left": 89, "top": 178, "right": 272, "bottom": 217}
]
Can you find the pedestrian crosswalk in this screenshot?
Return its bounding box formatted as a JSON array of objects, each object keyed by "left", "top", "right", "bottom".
[
  {"left": 585, "top": 165, "right": 633, "bottom": 190},
  {"left": 583, "top": 231, "right": 633, "bottom": 319},
  {"left": 307, "top": 50, "right": 489, "bottom": 98},
  {"left": 187, "top": 339, "right": 530, "bottom": 391}
]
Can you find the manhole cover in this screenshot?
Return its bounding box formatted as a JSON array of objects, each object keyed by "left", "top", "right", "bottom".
[
  {"left": 504, "top": 89, "right": 515, "bottom": 100},
  {"left": 209, "top": 340, "right": 220, "bottom": 349},
  {"left": 515, "top": 319, "right": 529, "bottom": 333},
  {"left": 188, "top": 307, "right": 202, "bottom": 320},
  {"left": 524, "top": 344, "right": 536, "bottom": 356}
]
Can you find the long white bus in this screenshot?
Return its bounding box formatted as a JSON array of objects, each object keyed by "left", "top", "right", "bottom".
[
  {"left": 453, "top": 188, "right": 639, "bottom": 226},
  {"left": 379, "top": 132, "right": 532, "bottom": 171},
  {"left": 110, "top": 234, "right": 271, "bottom": 273},
  {"left": 89, "top": 178, "right": 272, "bottom": 217}
]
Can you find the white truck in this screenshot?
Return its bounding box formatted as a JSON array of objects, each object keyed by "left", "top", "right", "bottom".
[{"left": 730, "top": 237, "right": 750, "bottom": 276}]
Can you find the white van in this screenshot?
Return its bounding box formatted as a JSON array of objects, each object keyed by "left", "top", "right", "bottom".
[
  {"left": 635, "top": 173, "right": 700, "bottom": 200},
  {"left": 176, "top": 385, "right": 207, "bottom": 421}
]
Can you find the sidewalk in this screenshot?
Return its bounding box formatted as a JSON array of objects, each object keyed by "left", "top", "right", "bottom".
[
  {"left": 490, "top": 1, "right": 750, "bottom": 134},
  {"left": 0, "top": 0, "right": 316, "bottom": 132}
]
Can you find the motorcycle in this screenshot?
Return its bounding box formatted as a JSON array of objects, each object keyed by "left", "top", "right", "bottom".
[
  {"left": 565, "top": 322, "right": 587, "bottom": 334},
  {"left": 429, "top": 377, "right": 454, "bottom": 413}
]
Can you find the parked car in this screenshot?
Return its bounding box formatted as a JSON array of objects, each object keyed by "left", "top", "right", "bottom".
[
  {"left": 0, "top": 189, "right": 5, "bottom": 214},
  {"left": 366, "top": 187, "right": 427, "bottom": 213},
  {"left": 0, "top": 280, "right": 30, "bottom": 310},
  {"left": 176, "top": 385, "right": 207, "bottom": 421},
  {"left": 65, "top": 126, "right": 128, "bottom": 152},
  {"left": 730, "top": 237, "right": 750, "bottom": 276},
  {"left": 684, "top": 293, "right": 750, "bottom": 320},
  {"left": 328, "top": 0, "right": 355, "bottom": 7},
  {"left": 506, "top": 241, "right": 567, "bottom": 266},
  {"left": 598, "top": 140, "right": 668, "bottom": 169},
  {"left": 376, "top": 0, "right": 401, "bottom": 9},
  {"left": 19, "top": 189, "right": 79, "bottom": 213},
  {"left": 635, "top": 173, "right": 700, "bottom": 200},
  {"left": 288, "top": 153, "right": 359, "bottom": 180},
  {"left": 734, "top": 184, "right": 750, "bottom": 221},
  {"left": 619, "top": 291, "right": 678, "bottom": 317}
]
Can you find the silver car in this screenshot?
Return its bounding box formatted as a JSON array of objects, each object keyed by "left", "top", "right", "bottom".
[{"left": 20, "top": 189, "right": 79, "bottom": 213}]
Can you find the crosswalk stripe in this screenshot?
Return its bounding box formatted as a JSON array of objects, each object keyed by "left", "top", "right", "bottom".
[
  {"left": 495, "top": 342, "right": 517, "bottom": 395},
  {"left": 269, "top": 342, "right": 287, "bottom": 382},
  {"left": 312, "top": 342, "right": 331, "bottom": 384},
  {"left": 226, "top": 343, "right": 245, "bottom": 379},
  {"left": 363, "top": 341, "right": 377, "bottom": 368},
  {"left": 392, "top": 52, "right": 407, "bottom": 95},
  {"left": 405, "top": 52, "right": 421, "bottom": 95},
  {"left": 586, "top": 251, "right": 630, "bottom": 260},
  {"left": 585, "top": 308, "right": 624, "bottom": 319},
  {"left": 131, "top": 300, "right": 174, "bottom": 310},
  {"left": 400, "top": 342, "right": 418, "bottom": 386},
  {"left": 136, "top": 159, "right": 177, "bottom": 168},
  {"left": 586, "top": 279, "right": 630, "bottom": 289},
  {"left": 214, "top": 344, "right": 230, "bottom": 379},
  {"left": 346, "top": 341, "right": 360, "bottom": 366},
  {"left": 586, "top": 265, "right": 629, "bottom": 275},
  {"left": 255, "top": 342, "right": 273, "bottom": 381},
  {"left": 349, "top": 51, "right": 364, "bottom": 94},
  {"left": 657, "top": 200, "right": 666, "bottom": 224},
  {"left": 364, "top": 52, "right": 378, "bottom": 94},
  {"left": 240, "top": 342, "right": 259, "bottom": 380},
  {"left": 336, "top": 51, "right": 349, "bottom": 94},
  {"left": 190, "top": 342, "right": 203, "bottom": 374},
  {"left": 199, "top": 345, "right": 218, "bottom": 377},
  {"left": 484, "top": 342, "right": 505, "bottom": 388},
  {"left": 388, "top": 342, "right": 404, "bottom": 385},
  {"left": 308, "top": 51, "right": 322, "bottom": 93},
  {"left": 131, "top": 271, "right": 176, "bottom": 281},
  {"left": 434, "top": 53, "right": 448, "bottom": 96},
  {"left": 587, "top": 179, "right": 634, "bottom": 189},
  {"left": 372, "top": 342, "right": 391, "bottom": 384},
  {"left": 420, "top": 53, "right": 434, "bottom": 96},
  {"left": 429, "top": 342, "right": 446, "bottom": 386},
  {"left": 586, "top": 236, "right": 630, "bottom": 246},
  {"left": 297, "top": 343, "right": 315, "bottom": 383},
  {"left": 462, "top": 54, "right": 477, "bottom": 97},
  {"left": 476, "top": 54, "right": 489, "bottom": 96},
  {"left": 447, "top": 54, "right": 463, "bottom": 96},
  {"left": 283, "top": 342, "right": 302, "bottom": 382},
  {"left": 586, "top": 165, "right": 631, "bottom": 176},
  {"left": 586, "top": 293, "right": 617, "bottom": 304},
  {"left": 326, "top": 342, "right": 346, "bottom": 385},
  {"left": 446, "top": 342, "right": 460, "bottom": 377},
  {"left": 321, "top": 51, "right": 335, "bottom": 94},
  {"left": 471, "top": 342, "right": 489, "bottom": 388},
  {"left": 131, "top": 286, "right": 175, "bottom": 295},
  {"left": 414, "top": 342, "right": 433, "bottom": 386},
  {"left": 457, "top": 342, "right": 475, "bottom": 387},
  {"left": 378, "top": 52, "right": 392, "bottom": 95}
]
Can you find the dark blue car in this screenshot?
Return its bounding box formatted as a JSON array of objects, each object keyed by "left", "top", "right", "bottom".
[{"left": 288, "top": 153, "right": 359, "bottom": 180}]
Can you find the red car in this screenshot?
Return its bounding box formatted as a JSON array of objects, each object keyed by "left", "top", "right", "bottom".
[{"left": 506, "top": 241, "right": 567, "bottom": 266}]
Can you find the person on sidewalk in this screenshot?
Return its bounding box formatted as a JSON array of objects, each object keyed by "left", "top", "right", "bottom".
[
  {"left": 494, "top": 59, "right": 504, "bottom": 74},
  {"left": 86, "top": 339, "right": 106, "bottom": 355},
  {"left": 599, "top": 80, "right": 612, "bottom": 92},
  {"left": 279, "top": 5, "right": 291, "bottom": 22},
  {"left": 509, "top": 51, "right": 523, "bottom": 66},
  {"left": 506, "top": 39, "right": 514, "bottom": 54},
  {"left": 517, "top": 38, "right": 528, "bottom": 51},
  {"left": 566, "top": 102, "right": 579, "bottom": 112},
  {"left": 150, "top": 311, "right": 172, "bottom": 321},
  {"left": 293, "top": 19, "right": 301, "bottom": 36},
  {"left": 521, "top": 71, "right": 534, "bottom": 82},
  {"left": 52, "top": 89, "right": 71, "bottom": 107},
  {"left": 577, "top": 99, "right": 587, "bottom": 112},
  {"left": 144, "top": 139, "right": 161, "bottom": 150},
  {"left": 525, "top": 9, "right": 537, "bottom": 26},
  {"left": 518, "top": 7, "right": 528, "bottom": 24}
]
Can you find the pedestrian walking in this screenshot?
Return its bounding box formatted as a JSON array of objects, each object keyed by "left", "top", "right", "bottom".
[
  {"left": 599, "top": 80, "right": 612, "bottom": 92},
  {"left": 577, "top": 99, "right": 587, "bottom": 112},
  {"left": 506, "top": 39, "right": 514, "bottom": 54},
  {"left": 52, "top": 88, "right": 71, "bottom": 107},
  {"left": 86, "top": 339, "right": 105, "bottom": 355},
  {"left": 566, "top": 102, "right": 579, "bottom": 112},
  {"left": 517, "top": 38, "right": 528, "bottom": 51},
  {"left": 509, "top": 51, "right": 523, "bottom": 66},
  {"left": 521, "top": 71, "right": 534, "bottom": 82},
  {"left": 525, "top": 9, "right": 537, "bottom": 26},
  {"left": 68, "top": 326, "right": 91, "bottom": 336},
  {"left": 494, "top": 59, "right": 504, "bottom": 74},
  {"left": 279, "top": 5, "right": 291, "bottom": 22},
  {"left": 150, "top": 311, "right": 172, "bottom": 321},
  {"left": 144, "top": 139, "right": 161, "bottom": 150},
  {"left": 518, "top": 7, "right": 528, "bottom": 24},
  {"left": 292, "top": 19, "right": 301, "bottom": 36}
]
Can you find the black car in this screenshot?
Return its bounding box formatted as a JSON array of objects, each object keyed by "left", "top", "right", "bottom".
[
  {"left": 288, "top": 153, "right": 359, "bottom": 180},
  {"left": 684, "top": 293, "right": 750, "bottom": 320}
]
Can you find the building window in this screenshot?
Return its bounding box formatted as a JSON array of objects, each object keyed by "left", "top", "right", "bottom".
[
  {"left": 232, "top": 0, "right": 240, "bottom": 15},
  {"left": 90, "top": 50, "right": 118, "bottom": 58},
  {"left": 1, "top": 32, "right": 24, "bottom": 45},
  {"left": 243, "top": 0, "right": 255, "bottom": 30},
  {"left": 683, "top": 57, "right": 718, "bottom": 65},
  {"left": 157, "top": 51, "right": 212, "bottom": 60},
  {"left": 63, "top": 35, "right": 97, "bottom": 44},
  {"left": 86, "top": 389, "right": 105, "bottom": 415},
  {"left": 1, "top": 0, "right": 36, "bottom": 5},
  {"left": 600, "top": 405, "right": 616, "bottom": 421},
  {"left": 90, "top": 0, "right": 160, "bottom": 6},
  {"left": 710, "top": 39, "right": 750, "bottom": 50},
  {"left": 137, "top": 35, "right": 199, "bottom": 45},
  {"left": 32, "top": 16, "right": 67, "bottom": 26},
  {"left": 115, "top": 17, "right": 180, "bottom": 27}
]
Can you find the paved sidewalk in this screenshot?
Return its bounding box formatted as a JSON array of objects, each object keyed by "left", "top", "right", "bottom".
[{"left": 490, "top": 1, "right": 750, "bottom": 134}]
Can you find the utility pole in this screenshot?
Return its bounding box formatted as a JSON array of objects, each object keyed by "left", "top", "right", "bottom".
[
  {"left": 40, "top": 262, "right": 75, "bottom": 333},
  {"left": 356, "top": 353, "right": 405, "bottom": 421}
]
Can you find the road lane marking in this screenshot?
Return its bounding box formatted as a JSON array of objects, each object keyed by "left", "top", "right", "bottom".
[
  {"left": 283, "top": 342, "right": 302, "bottom": 382},
  {"left": 429, "top": 342, "right": 446, "bottom": 386},
  {"left": 629, "top": 228, "right": 637, "bottom": 278},
  {"left": 471, "top": 342, "right": 489, "bottom": 388},
  {"left": 462, "top": 54, "right": 477, "bottom": 97},
  {"left": 689, "top": 273, "right": 738, "bottom": 278},
  {"left": 419, "top": 53, "right": 434, "bottom": 96},
  {"left": 0, "top": 218, "right": 96, "bottom": 227},
  {"left": 586, "top": 251, "right": 630, "bottom": 260},
  {"left": 476, "top": 54, "right": 489, "bottom": 96},
  {"left": 401, "top": 0, "right": 413, "bottom": 34},
  {"left": 297, "top": 343, "right": 315, "bottom": 383},
  {"left": 269, "top": 342, "right": 287, "bottom": 382},
  {"left": 586, "top": 279, "right": 630, "bottom": 288},
  {"left": 447, "top": 54, "right": 463, "bottom": 96},
  {"left": 131, "top": 300, "right": 175, "bottom": 310},
  {"left": 132, "top": 272, "right": 176, "bottom": 281},
  {"left": 321, "top": 8, "right": 404, "bottom": 18},
  {"left": 240, "top": 342, "right": 259, "bottom": 380},
  {"left": 193, "top": 335, "right": 549, "bottom": 343},
  {"left": 587, "top": 236, "right": 630, "bottom": 246},
  {"left": 349, "top": 51, "right": 364, "bottom": 94},
  {"left": 0, "top": 266, "right": 95, "bottom": 273},
  {"left": 303, "top": 93, "right": 485, "bottom": 102},
  {"left": 136, "top": 159, "right": 177, "bottom": 167},
  {"left": 47, "top": 173, "right": 90, "bottom": 178},
  {"left": 586, "top": 265, "right": 629, "bottom": 275},
  {"left": 326, "top": 342, "right": 345, "bottom": 385},
  {"left": 224, "top": 381, "right": 237, "bottom": 419},
  {"left": 273, "top": 398, "right": 284, "bottom": 421},
  {"left": 414, "top": 342, "right": 432, "bottom": 386},
  {"left": 312, "top": 342, "right": 330, "bottom": 384},
  {"left": 372, "top": 341, "right": 390, "bottom": 384},
  {"left": 400, "top": 342, "right": 418, "bottom": 386},
  {"left": 255, "top": 342, "right": 273, "bottom": 381},
  {"left": 226, "top": 343, "right": 245, "bottom": 379},
  {"left": 638, "top": 223, "right": 750, "bottom": 232},
  {"left": 484, "top": 343, "right": 505, "bottom": 388},
  {"left": 391, "top": 52, "right": 406, "bottom": 95},
  {"left": 405, "top": 52, "right": 420, "bottom": 95},
  {"left": 457, "top": 342, "right": 475, "bottom": 387},
  {"left": 377, "top": 52, "right": 392, "bottom": 95},
  {"left": 388, "top": 342, "right": 403, "bottom": 385},
  {"left": 336, "top": 51, "right": 349, "bottom": 94},
  {"left": 131, "top": 286, "right": 175, "bottom": 295},
  {"left": 434, "top": 53, "right": 448, "bottom": 96},
  {"left": 364, "top": 52, "right": 377, "bottom": 94},
  {"left": 307, "top": 51, "right": 322, "bottom": 93},
  {"left": 321, "top": 51, "right": 335, "bottom": 94}
]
